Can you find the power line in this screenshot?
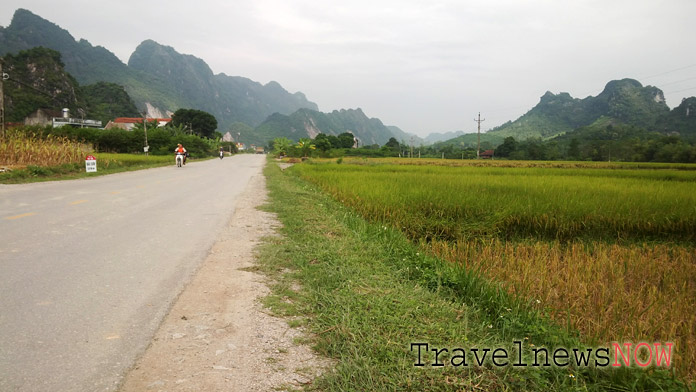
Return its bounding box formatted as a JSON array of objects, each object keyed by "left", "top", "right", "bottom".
[
  {"left": 5, "top": 75, "right": 61, "bottom": 101},
  {"left": 640, "top": 64, "right": 696, "bottom": 81},
  {"left": 665, "top": 86, "right": 696, "bottom": 94},
  {"left": 658, "top": 76, "right": 696, "bottom": 87}
]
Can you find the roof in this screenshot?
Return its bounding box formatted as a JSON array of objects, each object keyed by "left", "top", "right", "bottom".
[{"left": 113, "top": 117, "right": 171, "bottom": 124}]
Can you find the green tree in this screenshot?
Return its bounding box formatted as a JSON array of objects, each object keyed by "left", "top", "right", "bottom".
[
  {"left": 495, "top": 136, "right": 518, "bottom": 157},
  {"left": 171, "top": 108, "right": 218, "bottom": 138},
  {"left": 337, "top": 132, "right": 355, "bottom": 148},
  {"left": 567, "top": 138, "right": 581, "bottom": 160},
  {"left": 327, "top": 135, "right": 340, "bottom": 149},
  {"left": 296, "top": 138, "right": 316, "bottom": 157},
  {"left": 80, "top": 82, "right": 140, "bottom": 125},
  {"left": 384, "top": 137, "right": 400, "bottom": 151},
  {"left": 314, "top": 133, "right": 333, "bottom": 152},
  {"left": 272, "top": 137, "right": 292, "bottom": 158}
]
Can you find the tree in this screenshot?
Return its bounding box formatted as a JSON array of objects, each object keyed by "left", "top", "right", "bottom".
[
  {"left": 337, "top": 132, "right": 355, "bottom": 148},
  {"left": 327, "top": 135, "right": 340, "bottom": 149},
  {"left": 271, "top": 137, "right": 292, "bottom": 158},
  {"left": 384, "top": 137, "right": 400, "bottom": 151},
  {"left": 296, "top": 138, "right": 316, "bottom": 157},
  {"left": 314, "top": 133, "right": 332, "bottom": 152},
  {"left": 495, "top": 136, "right": 518, "bottom": 157},
  {"left": 171, "top": 108, "right": 218, "bottom": 138},
  {"left": 567, "top": 138, "right": 581, "bottom": 160}
]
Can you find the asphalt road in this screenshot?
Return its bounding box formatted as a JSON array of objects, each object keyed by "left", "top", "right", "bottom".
[{"left": 0, "top": 154, "right": 267, "bottom": 391}]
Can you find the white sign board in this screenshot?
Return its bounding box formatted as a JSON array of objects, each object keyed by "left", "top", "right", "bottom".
[{"left": 85, "top": 155, "right": 97, "bottom": 172}]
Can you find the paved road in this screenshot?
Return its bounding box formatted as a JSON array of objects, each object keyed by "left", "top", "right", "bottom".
[{"left": 0, "top": 154, "right": 266, "bottom": 391}]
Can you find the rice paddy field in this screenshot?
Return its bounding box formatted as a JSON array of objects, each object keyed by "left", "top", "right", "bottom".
[{"left": 289, "top": 158, "right": 696, "bottom": 382}]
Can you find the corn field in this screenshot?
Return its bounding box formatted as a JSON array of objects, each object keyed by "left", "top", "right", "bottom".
[{"left": 0, "top": 130, "right": 89, "bottom": 166}]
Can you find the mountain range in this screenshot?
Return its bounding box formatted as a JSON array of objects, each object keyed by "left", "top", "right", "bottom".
[
  {"left": 0, "top": 8, "right": 419, "bottom": 145},
  {"left": 2, "top": 8, "right": 695, "bottom": 149},
  {"left": 437, "top": 79, "right": 696, "bottom": 151}
]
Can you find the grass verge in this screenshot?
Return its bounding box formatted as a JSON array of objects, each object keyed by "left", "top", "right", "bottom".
[
  {"left": 256, "top": 163, "right": 689, "bottom": 391},
  {"left": 1, "top": 153, "right": 183, "bottom": 184}
]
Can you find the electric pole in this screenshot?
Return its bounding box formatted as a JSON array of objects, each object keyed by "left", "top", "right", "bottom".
[
  {"left": 143, "top": 111, "right": 149, "bottom": 156},
  {"left": 1, "top": 58, "right": 5, "bottom": 137},
  {"left": 474, "top": 112, "right": 485, "bottom": 159}
]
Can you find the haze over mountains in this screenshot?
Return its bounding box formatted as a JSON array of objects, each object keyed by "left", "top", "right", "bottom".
[{"left": 1, "top": 8, "right": 695, "bottom": 148}]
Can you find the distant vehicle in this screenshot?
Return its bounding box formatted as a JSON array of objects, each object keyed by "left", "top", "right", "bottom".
[{"left": 255, "top": 147, "right": 265, "bottom": 154}]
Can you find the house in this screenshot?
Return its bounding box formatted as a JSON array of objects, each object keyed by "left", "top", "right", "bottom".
[
  {"left": 24, "top": 108, "right": 61, "bottom": 126},
  {"left": 104, "top": 117, "right": 171, "bottom": 131},
  {"left": 480, "top": 149, "right": 495, "bottom": 159},
  {"left": 25, "top": 108, "right": 102, "bottom": 128}
]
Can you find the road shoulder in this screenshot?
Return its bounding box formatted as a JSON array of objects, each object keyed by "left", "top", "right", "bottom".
[{"left": 118, "top": 171, "right": 329, "bottom": 391}]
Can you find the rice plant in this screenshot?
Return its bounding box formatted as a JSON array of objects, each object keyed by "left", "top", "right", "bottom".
[{"left": 290, "top": 160, "right": 696, "bottom": 381}]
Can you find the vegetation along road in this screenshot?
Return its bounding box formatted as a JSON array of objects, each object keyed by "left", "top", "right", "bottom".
[{"left": 0, "top": 154, "right": 265, "bottom": 391}]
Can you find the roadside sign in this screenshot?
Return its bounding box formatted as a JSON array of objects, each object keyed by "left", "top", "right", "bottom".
[{"left": 85, "top": 155, "right": 97, "bottom": 172}]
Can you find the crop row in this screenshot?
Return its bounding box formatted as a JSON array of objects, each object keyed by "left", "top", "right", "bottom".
[
  {"left": 293, "top": 163, "right": 696, "bottom": 243},
  {"left": 291, "top": 160, "right": 696, "bottom": 381}
]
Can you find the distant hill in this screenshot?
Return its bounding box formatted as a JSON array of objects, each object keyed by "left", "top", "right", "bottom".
[
  {"left": 387, "top": 126, "right": 424, "bottom": 146},
  {"left": 481, "top": 82, "right": 696, "bottom": 162},
  {"left": 424, "top": 130, "right": 465, "bottom": 144},
  {"left": 250, "top": 108, "right": 404, "bottom": 146},
  {"left": 662, "top": 97, "right": 696, "bottom": 141},
  {"left": 431, "top": 132, "right": 505, "bottom": 150},
  {"left": 486, "top": 79, "right": 671, "bottom": 140},
  {"left": 2, "top": 46, "right": 139, "bottom": 124},
  {"left": 0, "top": 9, "right": 318, "bottom": 131}
]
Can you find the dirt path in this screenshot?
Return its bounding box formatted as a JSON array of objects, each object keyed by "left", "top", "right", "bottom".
[{"left": 118, "top": 171, "right": 328, "bottom": 391}]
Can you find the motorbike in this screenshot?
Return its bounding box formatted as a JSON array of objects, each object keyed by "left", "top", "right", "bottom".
[
  {"left": 175, "top": 152, "right": 185, "bottom": 167},
  {"left": 219, "top": 150, "right": 224, "bottom": 159}
]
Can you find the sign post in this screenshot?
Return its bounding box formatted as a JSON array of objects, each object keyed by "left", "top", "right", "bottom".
[{"left": 85, "top": 155, "right": 97, "bottom": 173}]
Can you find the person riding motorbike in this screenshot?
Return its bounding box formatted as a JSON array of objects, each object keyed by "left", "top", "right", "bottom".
[
  {"left": 219, "top": 147, "right": 224, "bottom": 159},
  {"left": 174, "top": 144, "right": 187, "bottom": 165}
]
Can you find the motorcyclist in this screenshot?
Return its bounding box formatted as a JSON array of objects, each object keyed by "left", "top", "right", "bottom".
[
  {"left": 174, "top": 143, "right": 187, "bottom": 165},
  {"left": 219, "top": 146, "right": 224, "bottom": 159}
]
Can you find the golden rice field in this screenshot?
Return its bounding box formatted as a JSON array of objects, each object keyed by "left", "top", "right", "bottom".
[{"left": 291, "top": 158, "right": 696, "bottom": 381}]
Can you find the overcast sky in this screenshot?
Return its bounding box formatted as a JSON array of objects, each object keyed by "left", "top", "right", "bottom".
[{"left": 2, "top": 0, "right": 695, "bottom": 136}]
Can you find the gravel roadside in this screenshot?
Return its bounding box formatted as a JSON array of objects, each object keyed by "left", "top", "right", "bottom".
[{"left": 118, "top": 170, "right": 329, "bottom": 391}]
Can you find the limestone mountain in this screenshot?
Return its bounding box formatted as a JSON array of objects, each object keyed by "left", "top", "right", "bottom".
[
  {"left": 0, "top": 8, "right": 132, "bottom": 85},
  {"left": 662, "top": 97, "right": 696, "bottom": 141},
  {"left": 487, "top": 79, "right": 671, "bottom": 140},
  {"left": 0, "top": 9, "right": 318, "bottom": 130},
  {"left": 249, "top": 108, "right": 402, "bottom": 146},
  {"left": 2, "top": 46, "right": 139, "bottom": 124}
]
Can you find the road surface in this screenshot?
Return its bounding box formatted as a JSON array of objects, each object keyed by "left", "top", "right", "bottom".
[{"left": 0, "top": 154, "right": 266, "bottom": 391}]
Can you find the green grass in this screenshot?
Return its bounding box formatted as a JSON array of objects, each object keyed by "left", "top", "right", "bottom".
[
  {"left": 256, "top": 162, "right": 688, "bottom": 391},
  {"left": 1, "top": 153, "right": 180, "bottom": 183}
]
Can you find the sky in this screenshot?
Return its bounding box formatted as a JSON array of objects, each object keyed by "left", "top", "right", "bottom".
[{"left": 2, "top": 0, "right": 695, "bottom": 137}]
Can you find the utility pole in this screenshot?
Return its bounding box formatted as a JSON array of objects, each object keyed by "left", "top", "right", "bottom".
[
  {"left": 474, "top": 112, "right": 485, "bottom": 159},
  {"left": 143, "top": 111, "right": 149, "bottom": 156},
  {"left": 1, "top": 58, "right": 5, "bottom": 137}
]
